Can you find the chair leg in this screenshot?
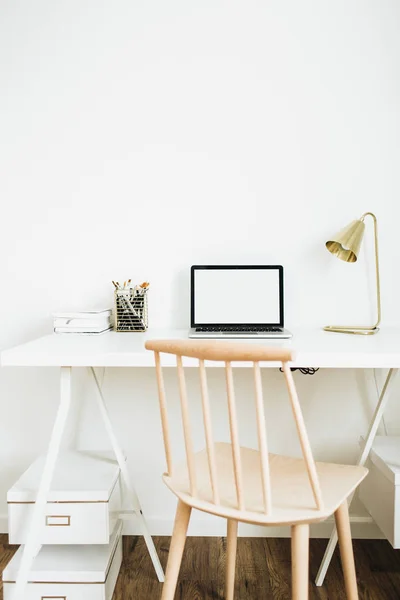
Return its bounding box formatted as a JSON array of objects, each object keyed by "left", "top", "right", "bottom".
[
  {"left": 161, "top": 500, "right": 192, "bottom": 600},
  {"left": 291, "top": 524, "right": 309, "bottom": 600},
  {"left": 226, "top": 519, "right": 238, "bottom": 600},
  {"left": 335, "top": 501, "right": 359, "bottom": 600}
]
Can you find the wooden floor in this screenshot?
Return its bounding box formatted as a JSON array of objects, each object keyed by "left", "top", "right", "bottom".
[{"left": 1, "top": 534, "right": 400, "bottom": 599}]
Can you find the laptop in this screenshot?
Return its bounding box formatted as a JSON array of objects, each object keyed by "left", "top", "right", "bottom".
[{"left": 189, "top": 265, "right": 292, "bottom": 339}]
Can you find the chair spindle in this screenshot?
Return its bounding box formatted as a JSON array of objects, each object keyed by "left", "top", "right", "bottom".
[
  {"left": 253, "top": 362, "right": 272, "bottom": 514},
  {"left": 282, "top": 362, "right": 324, "bottom": 511},
  {"left": 225, "top": 361, "right": 245, "bottom": 511},
  {"left": 154, "top": 351, "right": 174, "bottom": 476},
  {"left": 176, "top": 355, "right": 197, "bottom": 497},
  {"left": 199, "top": 359, "right": 220, "bottom": 505}
]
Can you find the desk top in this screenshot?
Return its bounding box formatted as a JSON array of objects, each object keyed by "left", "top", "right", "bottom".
[{"left": 1, "top": 327, "right": 400, "bottom": 368}]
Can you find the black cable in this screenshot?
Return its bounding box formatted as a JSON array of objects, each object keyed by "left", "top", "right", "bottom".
[{"left": 279, "top": 367, "right": 320, "bottom": 375}]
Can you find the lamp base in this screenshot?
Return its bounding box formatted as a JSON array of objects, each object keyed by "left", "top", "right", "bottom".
[{"left": 323, "top": 325, "right": 380, "bottom": 336}]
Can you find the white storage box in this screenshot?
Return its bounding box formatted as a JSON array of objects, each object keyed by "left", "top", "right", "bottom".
[
  {"left": 3, "top": 521, "right": 123, "bottom": 600},
  {"left": 8, "top": 451, "right": 121, "bottom": 545},
  {"left": 359, "top": 435, "right": 400, "bottom": 548}
]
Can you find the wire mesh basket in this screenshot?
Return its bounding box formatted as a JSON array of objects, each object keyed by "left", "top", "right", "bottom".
[{"left": 114, "top": 289, "right": 148, "bottom": 332}]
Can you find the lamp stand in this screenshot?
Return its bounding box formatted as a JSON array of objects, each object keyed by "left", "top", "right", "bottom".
[
  {"left": 323, "top": 325, "right": 379, "bottom": 336},
  {"left": 324, "top": 212, "right": 381, "bottom": 336}
]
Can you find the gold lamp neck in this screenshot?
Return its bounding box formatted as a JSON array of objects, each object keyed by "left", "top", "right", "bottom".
[
  {"left": 360, "top": 212, "right": 381, "bottom": 328},
  {"left": 360, "top": 211, "right": 377, "bottom": 222}
]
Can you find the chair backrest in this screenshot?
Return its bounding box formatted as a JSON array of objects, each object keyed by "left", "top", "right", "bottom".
[{"left": 145, "top": 339, "right": 323, "bottom": 514}]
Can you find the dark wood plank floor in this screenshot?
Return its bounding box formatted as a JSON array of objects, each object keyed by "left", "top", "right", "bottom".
[{"left": 2, "top": 534, "right": 400, "bottom": 599}]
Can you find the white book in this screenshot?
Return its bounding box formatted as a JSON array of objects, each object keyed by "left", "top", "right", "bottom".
[
  {"left": 53, "top": 308, "right": 112, "bottom": 319},
  {"left": 54, "top": 316, "right": 112, "bottom": 328},
  {"left": 54, "top": 326, "right": 113, "bottom": 335}
]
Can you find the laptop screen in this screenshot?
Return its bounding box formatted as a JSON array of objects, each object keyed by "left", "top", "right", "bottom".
[{"left": 191, "top": 266, "right": 283, "bottom": 327}]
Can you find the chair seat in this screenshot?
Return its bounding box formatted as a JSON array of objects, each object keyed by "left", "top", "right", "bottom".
[{"left": 163, "top": 442, "right": 368, "bottom": 525}]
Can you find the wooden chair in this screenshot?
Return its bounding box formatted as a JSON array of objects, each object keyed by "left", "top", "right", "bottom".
[{"left": 145, "top": 339, "right": 368, "bottom": 600}]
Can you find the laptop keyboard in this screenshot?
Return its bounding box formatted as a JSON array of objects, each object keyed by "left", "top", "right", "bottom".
[{"left": 195, "top": 327, "right": 283, "bottom": 333}]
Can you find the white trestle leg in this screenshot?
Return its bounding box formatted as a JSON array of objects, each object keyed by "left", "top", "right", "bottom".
[
  {"left": 316, "top": 368, "right": 398, "bottom": 586},
  {"left": 12, "top": 367, "right": 73, "bottom": 600},
  {"left": 91, "top": 367, "right": 165, "bottom": 582}
]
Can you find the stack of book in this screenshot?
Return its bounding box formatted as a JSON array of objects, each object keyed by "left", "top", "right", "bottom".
[{"left": 53, "top": 309, "right": 113, "bottom": 334}]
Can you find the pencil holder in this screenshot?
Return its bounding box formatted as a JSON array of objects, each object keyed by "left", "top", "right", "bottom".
[{"left": 114, "top": 289, "right": 148, "bottom": 332}]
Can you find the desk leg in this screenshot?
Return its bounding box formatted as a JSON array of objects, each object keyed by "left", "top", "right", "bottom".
[
  {"left": 91, "top": 367, "right": 165, "bottom": 583},
  {"left": 315, "top": 368, "right": 398, "bottom": 587},
  {"left": 12, "top": 367, "right": 72, "bottom": 600}
]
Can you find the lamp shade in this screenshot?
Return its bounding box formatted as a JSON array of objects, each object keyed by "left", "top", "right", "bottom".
[{"left": 325, "top": 219, "right": 366, "bottom": 263}]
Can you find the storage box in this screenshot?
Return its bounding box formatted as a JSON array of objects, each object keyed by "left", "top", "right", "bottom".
[
  {"left": 8, "top": 451, "right": 121, "bottom": 545},
  {"left": 3, "top": 521, "right": 123, "bottom": 600},
  {"left": 359, "top": 435, "right": 400, "bottom": 548}
]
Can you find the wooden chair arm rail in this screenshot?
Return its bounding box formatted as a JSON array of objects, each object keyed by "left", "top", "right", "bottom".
[{"left": 145, "top": 339, "right": 294, "bottom": 363}]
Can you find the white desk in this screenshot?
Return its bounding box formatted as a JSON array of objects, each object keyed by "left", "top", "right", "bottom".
[
  {"left": 2, "top": 326, "right": 400, "bottom": 595},
  {"left": 3, "top": 327, "right": 400, "bottom": 368}
]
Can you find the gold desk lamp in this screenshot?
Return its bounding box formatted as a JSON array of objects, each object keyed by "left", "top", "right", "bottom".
[{"left": 324, "top": 212, "right": 381, "bottom": 335}]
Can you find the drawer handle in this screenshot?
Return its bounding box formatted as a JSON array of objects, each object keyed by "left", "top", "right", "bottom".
[
  {"left": 41, "top": 597, "right": 66, "bottom": 599},
  {"left": 45, "top": 515, "right": 71, "bottom": 526}
]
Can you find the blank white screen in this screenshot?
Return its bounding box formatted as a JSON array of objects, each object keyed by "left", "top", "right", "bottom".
[{"left": 194, "top": 268, "right": 281, "bottom": 324}]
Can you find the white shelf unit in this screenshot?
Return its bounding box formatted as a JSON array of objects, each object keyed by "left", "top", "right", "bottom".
[
  {"left": 3, "top": 451, "right": 124, "bottom": 600},
  {"left": 359, "top": 436, "right": 400, "bottom": 548}
]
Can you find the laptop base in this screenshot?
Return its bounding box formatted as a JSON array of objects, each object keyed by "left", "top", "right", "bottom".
[{"left": 189, "top": 328, "right": 292, "bottom": 340}]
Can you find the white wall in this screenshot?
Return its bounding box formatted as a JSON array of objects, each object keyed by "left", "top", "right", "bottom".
[{"left": 1, "top": 0, "right": 400, "bottom": 536}]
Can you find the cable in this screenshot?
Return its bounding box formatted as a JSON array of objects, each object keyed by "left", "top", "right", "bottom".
[{"left": 279, "top": 367, "right": 320, "bottom": 375}]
